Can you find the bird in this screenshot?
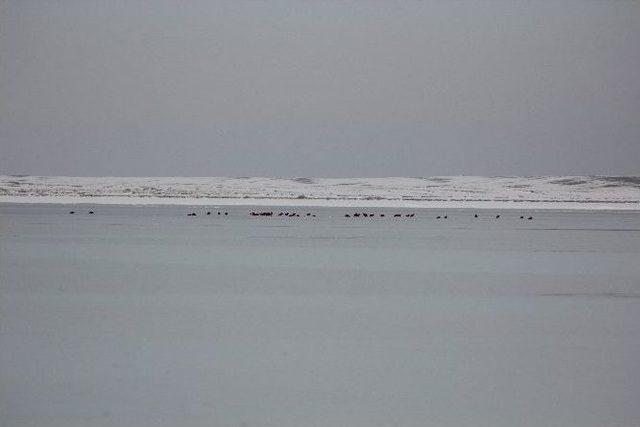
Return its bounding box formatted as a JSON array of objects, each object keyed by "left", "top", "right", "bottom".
[
  {"left": 520, "top": 216, "right": 524, "bottom": 219},
  {"left": 444, "top": 215, "right": 448, "bottom": 219},
  {"left": 207, "top": 212, "right": 211, "bottom": 215},
  {"left": 527, "top": 216, "right": 533, "bottom": 220},
  {"left": 436, "top": 216, "right": 441, "bottom": 219},
  {"left": 88, "top": 211, "right": 94, "bottom": 214},
  {"left": 380, "top": 214, "right": 385, "bottom": 217},
  {"left": 496, "top": 215, "right": 500, "bottom": 219},
  {"left": 69, "top": 211, "right": 75, "bottom": 214},
  {"left": 394, "top": 214, "right": 401, "bottom": 218},
  {"left": 474, "top": 214, "right": 478, "bottom": 218},
  {"left": 224, "top": 212, "right": 228, "bottom": 215},
  {"left": 345, "top": 214, "right": 350, "bottom": 218}
]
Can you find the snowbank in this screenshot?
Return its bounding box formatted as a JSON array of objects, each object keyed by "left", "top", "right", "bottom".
[{"left": 1, "top": 176, "right": 639, "bottom": 209}]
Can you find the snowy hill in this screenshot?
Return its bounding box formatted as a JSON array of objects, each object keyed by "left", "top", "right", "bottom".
[{"left": 1, "top": 176, "right": 639, "bottom": 209}]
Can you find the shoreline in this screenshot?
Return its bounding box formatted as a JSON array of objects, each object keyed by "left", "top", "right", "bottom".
[{"left": 2, "top": 196, "right": 639, "bottom": 210}]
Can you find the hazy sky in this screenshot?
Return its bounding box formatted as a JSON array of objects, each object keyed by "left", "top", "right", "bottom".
[{"left": 1, "top": 1, "right": 639, "bottom": 177}]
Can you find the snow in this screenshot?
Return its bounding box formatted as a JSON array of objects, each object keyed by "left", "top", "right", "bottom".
[{"left": 1, "top": 175, "right": 639, "bottom": 209}]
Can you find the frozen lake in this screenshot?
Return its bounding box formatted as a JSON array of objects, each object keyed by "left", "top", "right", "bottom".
[{"left": 1, "top": 204, "right": 639, "bottom": 427}]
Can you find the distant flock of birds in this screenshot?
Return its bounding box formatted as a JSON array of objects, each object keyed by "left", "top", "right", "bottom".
[
  {"left": 187, "top": 211, "right": 228, "bottom": 217},
  {"left": 344, "top": 212, "right": 413, "bottom": 218},
  {"left": 250, "top": 211, "right": 316, "bottom": 217},
  {"left": 68, "top": 209, "right": 533, "bottom": 220}
]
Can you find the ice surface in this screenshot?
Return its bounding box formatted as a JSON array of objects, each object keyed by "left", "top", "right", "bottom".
[
  {"left": 1, "top": 204, "right": 640, "bottom": 426},
  {"left": 1, "top": 175, "right": 639, "bottom": 209}
]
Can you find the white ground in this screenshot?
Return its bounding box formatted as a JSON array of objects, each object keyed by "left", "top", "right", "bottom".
[{"left": 1, "top": 175, "right": 639, "bottom": 209}]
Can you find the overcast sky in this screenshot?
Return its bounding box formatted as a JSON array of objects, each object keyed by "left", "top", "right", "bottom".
[{"left": 1, "top": 1, "right": 639, "bottom": 177}]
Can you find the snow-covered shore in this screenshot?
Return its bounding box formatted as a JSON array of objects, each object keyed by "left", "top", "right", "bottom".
[{"left": 1, "top": 175, "right": 639, "bottom": 209}]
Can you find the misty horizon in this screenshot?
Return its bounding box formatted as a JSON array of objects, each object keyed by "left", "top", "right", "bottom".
[{"left": 2, "top": 1, "right": 639, "bottom": 177}]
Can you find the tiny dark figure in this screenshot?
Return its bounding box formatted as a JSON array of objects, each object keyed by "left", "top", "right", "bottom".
[
  {"left": 405, "top": 214, "right": 411, "bottom": 217},
  {"left": 354, "top": 213, "right": 360, "bottom": 217},
  {"left": 218, "top": 212, "right": 221, "bottom": 215},
  {"left": 409, "top": 213, "right": 415, "bottom": 217},
  {"left": 89, "top": 211, "right": 94, "bottom": 214},
  {"left": 278, "top": 212, "right": 283, "bottom": 216},
  {"left": 306, "top": 213, "right": 311, "bottom": 216},
  {"left": 363, "top": 213, "right": 368, "bottom": 217},
  {"left": 474, "top": 214, "right": 478, "bottom": 218},
  {"left": 496, "top": 215, "right": 500, "bottom": 219},
  {"left": 224, "top": 212, "right": 228, "bottom": 215},
  {"left": 520, "top": 216, "right": 524, "bottom": 219},
  {"left": 345, "top": 214, "right": 351, "bottom": 218},
  {"left": 312, "top": 214, "right": 316, "bottom": 217},
  {"left": 444, "top": 215, "right": 448, "bottom": 219},
  {"left": 436, "top": 216, "right": 441, "bottom": 219},
  {"left": 207, "top": 212, "right": 211, "bottom": 215},
  {"left": 380, "top": 214, "right": 385, "bottom": 217},
  {"left": 69, "top": 211, "right": 75, "bottom": 214},
  {"left": 528, "top": 216, "right": 533, "bottom": 220},
  {"left": 394, "top": 214, "right": 401, "bottom": 217}
]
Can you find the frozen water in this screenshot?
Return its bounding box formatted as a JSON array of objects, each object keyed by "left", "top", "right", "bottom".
[{"left": 1, "top": 204, "right": 639, "bottom": 426}]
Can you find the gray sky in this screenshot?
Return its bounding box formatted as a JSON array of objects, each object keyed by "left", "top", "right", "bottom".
[{"left": 1, "top": 1, "right": 639, "bottom": 177}]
